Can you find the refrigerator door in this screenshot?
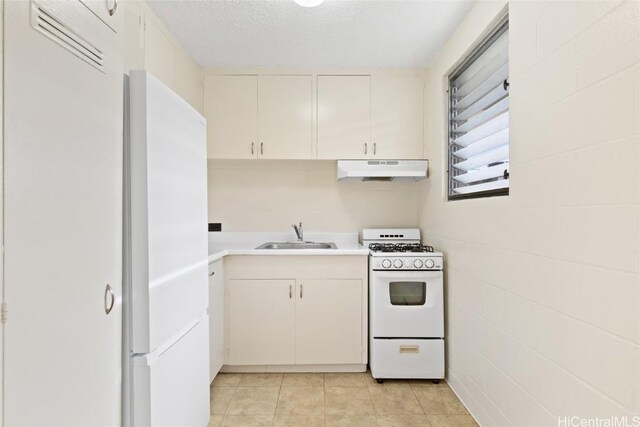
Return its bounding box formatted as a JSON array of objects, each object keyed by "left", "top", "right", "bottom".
[
  {"left": 128, "top": 71, "right": 209, "bottom": 353},
  {"left": 133, "top": 316, "right": 210, "bottom": 427}
]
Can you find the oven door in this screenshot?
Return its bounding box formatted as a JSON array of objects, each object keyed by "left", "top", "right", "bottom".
[{"left": 370, "top": 270, "right": 443, "bottom": 338}]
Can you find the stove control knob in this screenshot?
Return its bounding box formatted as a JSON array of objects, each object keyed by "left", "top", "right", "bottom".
[
  {"left": 393, "top": 259, "right": 403, "bottom": 268},
  {"left": 381, "top": 259, "right": 392, "bottom": 269},
  {"left": 413, "top": 259, "right": 424, "bottom": 269},
  {"left": 425, "top": 259, "right": 435, "bottom": 269}
]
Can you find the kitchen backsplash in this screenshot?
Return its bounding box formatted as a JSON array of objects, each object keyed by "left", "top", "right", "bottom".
[{"left": 208, "top": 160, "right": 420, "bottom": 232}]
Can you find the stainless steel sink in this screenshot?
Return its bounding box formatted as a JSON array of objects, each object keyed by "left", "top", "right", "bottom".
[{"left": 256, "top": 242, "right": 337, "bottom": 250}]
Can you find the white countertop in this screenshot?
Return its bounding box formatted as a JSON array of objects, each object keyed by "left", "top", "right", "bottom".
[{"left": 208, "top": 232, "right": 369, "bottom": 263}]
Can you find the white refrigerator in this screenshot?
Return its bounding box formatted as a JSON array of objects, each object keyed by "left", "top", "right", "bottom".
[{"left": 123, "top": 70, "right": 210, "bottom": 426}]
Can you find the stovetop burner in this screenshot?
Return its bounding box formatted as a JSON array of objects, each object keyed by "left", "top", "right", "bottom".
[{"left": 368, "top": 243, "right": 434, "bottom": 253}]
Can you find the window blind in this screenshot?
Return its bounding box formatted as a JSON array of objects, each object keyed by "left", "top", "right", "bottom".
[{"left": 448, "top": 21, "right": 509, "bottom": 199}]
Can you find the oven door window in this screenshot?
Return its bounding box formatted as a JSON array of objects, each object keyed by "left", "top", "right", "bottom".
[{"left": 389, "top": 282, "right": 426, "bottom": 306}]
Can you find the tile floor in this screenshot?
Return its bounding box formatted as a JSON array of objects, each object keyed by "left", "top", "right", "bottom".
[{"left": 209, "top": 372, "right": 478, "bottom": 427}]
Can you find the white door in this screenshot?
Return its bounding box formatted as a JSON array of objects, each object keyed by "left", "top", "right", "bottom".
[
  {"left": 227, "top": 280, "right": 295, "bottom": 365},
  {"left": 371, "top": 75, "right": 424, "bottom": 159},
  {"left": 79, "top": 0, "right": 122, "bottom": 32},
  {"left": 370, "top": 271, "right": 444, "bottom": 338},
  {"left": 317, "top": 75, "right": 371, "bottom": 159},
  {"left": 258, "top": 75, "right": 313, "bottom": 159},
  {"left": 209, "top": 261, "right": 224, "bottom": 382},
  {"left": 295, "top": 280, "right": 363, "bottom": 364},
  {"left": 204, "top": 75, "right": 258, "bottom": 159},
  {"left": 4, "top": 1, "right": 123, "bottom": 425}
]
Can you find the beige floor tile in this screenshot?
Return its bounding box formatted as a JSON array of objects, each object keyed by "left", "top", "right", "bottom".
[
  {"left": 276, "top": 386, "right": 324, "bottom": 415},
  {"left": 211, "top": 387, "right": 237, "bottom": 415},
  {"left": 325, "top": 372, "right": 368, "bottom": 387},
  {"left": 412, "top": 386, "right": 468, "bottom": 415},
  {"left": 368, "top": 385, "right": 424, "bottom": 415},
  {"left": 273, "top": 413, "right": 325, "bottom": 427},
  {"left": 220, "top": 415, "right": 274, "bottom": 427},
  {"left": 208, "top": 415, "right": 224, "bottom": 427},
  {"left": 427, "top": 415, "right": 478, "bottom": 427},
  {"left": 225, "top": 387, "right": 280, "bottom": 415},
  {"left": 324, "top": 386, "right": 375, "bottom": 415},
  {"left": 212, "top": 373, "right": 243, "bottom": 387},
  {"left": 281, "top": 373, "right": 324, "bottom": 387},
  {"left": 325, "top": 414, "right": 379, "bottom": 426},
  {"left": 377, "top": 415, "right": 431, "bottom": 426},
  {"left": 238, "top": 373, "right": 283, "bottom": 387}
]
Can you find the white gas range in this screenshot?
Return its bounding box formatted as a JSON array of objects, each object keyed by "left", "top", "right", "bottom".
[{"left": 361, "top": 229, "right": 445, "bottom": 383}]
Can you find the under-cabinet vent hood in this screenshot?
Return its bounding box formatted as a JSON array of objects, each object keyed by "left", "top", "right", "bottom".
[{"left": 337, "top": 160, "right": 428, "bottom": 182}]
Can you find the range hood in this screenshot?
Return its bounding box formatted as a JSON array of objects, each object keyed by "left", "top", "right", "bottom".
[{"left": 337, "top": 160, "right": 428, "bottom": 181}]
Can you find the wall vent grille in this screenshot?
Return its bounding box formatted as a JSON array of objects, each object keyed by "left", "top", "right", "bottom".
[{"left": 31, "top": 2, "right": 105, "bottom": 72}]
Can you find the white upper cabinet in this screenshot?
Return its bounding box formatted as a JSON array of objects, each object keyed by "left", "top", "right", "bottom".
[
  {"left": 258, "top": 75, "right": 313, "bottom": 159},
  {"left": 371, "top": 75, "right": 424, "bottom": 159},
  {"left": 317, "top": 75, "right": 371, "bottom": 160},
  {"left": 204, "top": 75, "right": 258, "bottom": 159},
  {"left": 79, "top": 0, "right": 122, "bottom": 32}
]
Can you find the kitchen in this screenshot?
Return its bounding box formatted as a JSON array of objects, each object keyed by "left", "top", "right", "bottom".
[{"left": 1, "top": 0, "right": 638, "bottom": 427}]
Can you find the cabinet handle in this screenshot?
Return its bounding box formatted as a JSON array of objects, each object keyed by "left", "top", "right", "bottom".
[
  {"left": 209, "top": 271, "right": 215, "bottom": 277},
  {"left": 364, "top": 143, "right": 368, "bottom": 155},
  {"left": 373, "top": 142, "right": 377, "bottom": 155},
  {"left": 300, "top": 284, "right": 303, "bottom": 299},
  {"left": 289, "top": 285, "right": 292, "bottom": 299},
  {"left": 104, "top": 284, "right": 114, "bottom": 315},
  {"left": 251, "top": 142, "right": 254, "bottom": 155},
  {"left": 108, "top": 0, "right": 118, "bottom": 16},
  {"left": 260, "top": 142, "right": 264, "bottom": 155}
]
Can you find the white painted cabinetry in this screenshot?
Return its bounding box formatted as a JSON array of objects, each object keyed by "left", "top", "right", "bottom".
[
  {"left": 205, "top": 75, "right": 314, "bottom": 159},
  {"left": 318, "top": 74, "right": 424, "bottom": 160},
  {"left": 204, "top": 75, "right": 258, "bottom": 159},
  {"left": 223, "top": 256, "right": 368, "bottom": 370},
  {"left": 295, "top": 280, "right": 363, "bottom": 365},
  {"left": 227, "top": 279, "right": 296, "bottom": 365},
  {"left": 208, "top": 260, "right": 225, "bottom": 383},
  {"left": 371, "top": 75, "right": 424, "bottom": 159},
  {"left": 258, "top": 75, "right": 313, "bottom": 159},
  {"left": 4, "top": 0, "right": 123, "bottom": 424},
  {"left": 317, "top": 75, "right": 371, "bottom": 159}
]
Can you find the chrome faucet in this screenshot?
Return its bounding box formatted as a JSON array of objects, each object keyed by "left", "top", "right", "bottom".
[{"left": 292, "top": 222, "right": 304, "bottom": 242}]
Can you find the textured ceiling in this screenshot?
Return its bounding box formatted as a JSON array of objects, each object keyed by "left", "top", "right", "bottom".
[{"left": 147, "top": 0, "right": 476, "bottom": 68}]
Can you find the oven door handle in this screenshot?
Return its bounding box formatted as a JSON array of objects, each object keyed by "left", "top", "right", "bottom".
[{"left": 373, "top": 270, "right": 442, "bottom": 279}]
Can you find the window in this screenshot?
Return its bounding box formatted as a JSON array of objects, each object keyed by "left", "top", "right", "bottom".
[{"left": 448, "top": 19, "right": 509, "bottom": 200}]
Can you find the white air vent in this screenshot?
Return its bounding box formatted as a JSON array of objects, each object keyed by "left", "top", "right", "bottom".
[{"left": 31, "top": 2, "right": 104, "bottom": 72}]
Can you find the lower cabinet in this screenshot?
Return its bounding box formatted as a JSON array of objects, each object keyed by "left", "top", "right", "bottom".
[
  {"left": 224, "top": 256, "right": 368, "bottom": 368},
  {"left": 209, "top": 260, "right": 225, "bottom": 382},
  {"left": 295, "top": 280, "right": 363, "bottom": 365},
  {"left": 228, "top": 279, "right": 296, "bottom": 365}
]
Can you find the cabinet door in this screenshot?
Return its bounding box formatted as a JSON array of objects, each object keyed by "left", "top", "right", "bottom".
[
  {"left": 209, "top": 261, "right": 224, "bottom": 383},
  {"left": 228, "top": 280, "right": 295, "bottom": 365},
  {"left": 317, "top": 76, "right": 371, "bottom": 160},
  {"left": 258, "top": 75, "right": 313, "bottom": 159},
  {"left": 295, "top": 280, "right": 363, "bottom": 364},
  {"left": 204, "top": 75, "right": 258, "bottom": 159},
  {"left": 371, "top": 75, "right": 424, "bottom": 159},
  {"left": 4, "top": 1, "right": 123, "bottom": 425}
]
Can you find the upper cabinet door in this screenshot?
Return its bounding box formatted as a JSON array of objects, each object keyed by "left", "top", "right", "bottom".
[
  {"left": 79, "top": 0, "right": 122, "bottom": 32},
  {"left": 205, "top": 75, "right": 258, "bottom": 159},
  {"left": 317, "top": 75, "right": 371, "bottom": 160},
  {"left": 371, "top": 75, "right": 424, "bottom": 159},
  {"left": 258, "top": 75, "right": 313, "bottom": 159}
]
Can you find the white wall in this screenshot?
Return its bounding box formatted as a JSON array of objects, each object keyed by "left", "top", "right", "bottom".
[
  {"left": 420, "top": 1, "right": 640, "bottom": 425},
  {"left": 208, "top": 160, "right": 420, "bottom": 232}
]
